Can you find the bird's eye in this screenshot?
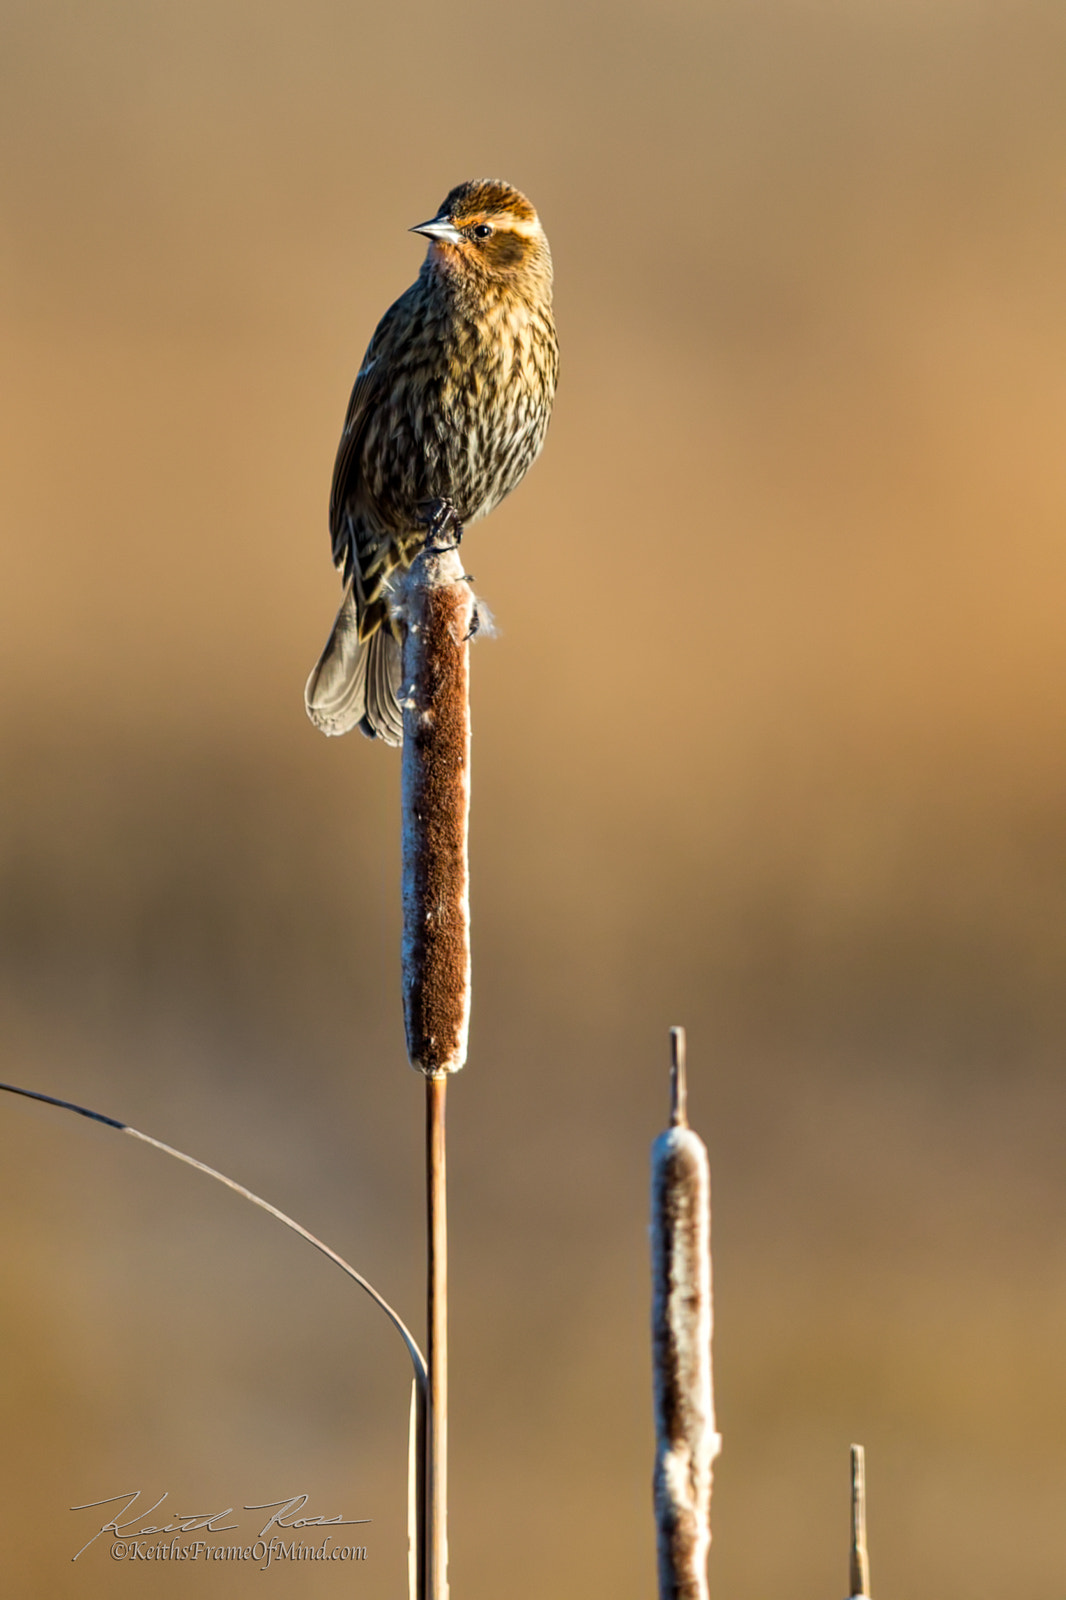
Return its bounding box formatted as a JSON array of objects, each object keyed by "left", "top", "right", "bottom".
[{"left": 472, "top": 224, "right": 493, "bottom": 239}]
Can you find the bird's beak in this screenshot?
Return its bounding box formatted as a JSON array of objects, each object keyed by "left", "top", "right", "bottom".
[{"left": 410, "top": 216, "right": 464, "bottom": 245}]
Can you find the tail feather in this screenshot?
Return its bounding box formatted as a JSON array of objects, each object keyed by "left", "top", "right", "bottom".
[{"left": 305, "top": 580, "right": 404, "bottom": 744}]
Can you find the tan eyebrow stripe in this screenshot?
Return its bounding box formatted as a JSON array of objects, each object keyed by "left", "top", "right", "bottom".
[
  {"left": 454, "top": 209, "right": 540, "bottom": 239},
  {"left": 469, "top": 215, "right": 539, "bottom": 238}
]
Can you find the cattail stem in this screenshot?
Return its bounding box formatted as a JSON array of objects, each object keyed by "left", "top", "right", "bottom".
[
  {"left": 400, "top": 537, "right": 473, "bottom": 1600},
  {"left": 849, "top": 1443, "right": 871, "bottom": 1597},
  {"left": 651, "top": 1027, "right": 721, "bottom": 1600},
  {"left": 425, "top": 1075, "right": 449, "bottom": 1600}
]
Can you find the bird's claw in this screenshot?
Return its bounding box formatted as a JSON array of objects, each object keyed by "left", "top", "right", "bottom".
[{"left": 419, "top": 498, "right": 464, "bottom": 552}]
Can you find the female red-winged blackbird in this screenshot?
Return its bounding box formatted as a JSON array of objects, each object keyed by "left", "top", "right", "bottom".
[{"left": 305, "top": 179, "right": 559, "bottom": 744}]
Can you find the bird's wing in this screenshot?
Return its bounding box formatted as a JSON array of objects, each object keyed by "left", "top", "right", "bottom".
[{"left": 327, "top": 288, "right": 412, "bottom": 574}]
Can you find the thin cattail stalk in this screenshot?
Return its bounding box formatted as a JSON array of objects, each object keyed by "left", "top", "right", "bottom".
[
  {"left": 849, "top": 1443, "right": 871, "bottom": 1597},
  {"left": 400, "top": 533, "right": 474, "bottom": 1600},
  {"left": 651, "top": 1026, "right": 721, "bottom": 1600},
  {"left": 426, "top": 1076, "right": 449, "bottom": 1600}
]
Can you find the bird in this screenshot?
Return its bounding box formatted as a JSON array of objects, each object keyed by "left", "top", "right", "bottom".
[{"left": 305, "top": 178, "right": 559, "bottom": 745}]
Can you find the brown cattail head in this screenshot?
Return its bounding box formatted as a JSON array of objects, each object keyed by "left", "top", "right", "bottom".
[
  {"left": 399, "top": 541, "right": 474, "bottom": 1077},
  {"left": 651, "top": 1027, "right": 721, "bottom": 1600}
]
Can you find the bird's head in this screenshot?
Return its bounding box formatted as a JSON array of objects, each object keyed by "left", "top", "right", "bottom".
[{"left": 411, "top": 180, "right": 552, "bottom": 293}]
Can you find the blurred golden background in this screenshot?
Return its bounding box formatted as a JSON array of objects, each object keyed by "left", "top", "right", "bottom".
[{"left": 2, "top": 0, "right": 1066, "bottom": 1594}]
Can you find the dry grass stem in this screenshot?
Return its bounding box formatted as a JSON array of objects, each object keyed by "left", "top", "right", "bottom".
[
  {"left": 0, "top": 1080, "right": 427, "bottom": 1383},
  {"left": 408, "top": 1380, "right": 427, "bottom": 1600}
]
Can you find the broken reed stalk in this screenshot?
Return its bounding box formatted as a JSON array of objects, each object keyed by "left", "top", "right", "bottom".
[
  {"left": 399, "top": 536, "right": 475, "bottom": 1600},
  {"left": 849, "top": 1443, "right": 871, "bottom": 1598},
  {"left": 651, "top": 1026, "right": 721, "bottom": 1600}
]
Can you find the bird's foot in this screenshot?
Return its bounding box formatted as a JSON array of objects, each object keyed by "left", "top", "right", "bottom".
[{"left": 419, "top": 498, "right": 465, "bottom": 552}]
